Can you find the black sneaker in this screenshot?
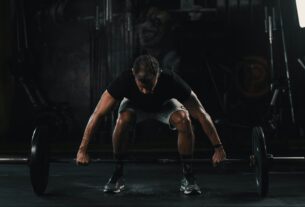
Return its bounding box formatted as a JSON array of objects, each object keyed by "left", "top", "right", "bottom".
[
  {"left": 180, "top": 174, "right": 202, "bottom": 195},
  {"left": 103, "top": 173, "right": 125, "bottom": 193}
]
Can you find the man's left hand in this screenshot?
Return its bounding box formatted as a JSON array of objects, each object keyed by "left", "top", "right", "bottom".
[{"left": 212, "top": 147, "right": 227, "bottom": 167}]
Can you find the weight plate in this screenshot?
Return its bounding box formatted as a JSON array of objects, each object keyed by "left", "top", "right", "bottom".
[
  {"left": 252, "top": 126, "right": 269, "bottom": 197},
  {"left": 29, "top": 125, "right": 50, "bottom": 196}
]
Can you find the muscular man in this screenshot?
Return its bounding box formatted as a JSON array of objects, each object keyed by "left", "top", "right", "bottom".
[{"left": 76, "top": 55, "right": 226, "bottom": 195}]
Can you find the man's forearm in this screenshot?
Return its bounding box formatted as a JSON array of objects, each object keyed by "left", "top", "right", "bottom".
[
  {"left": 199, "top": 114, "right": 222, "bottom": 146},
  {"left": 78, "top": 90, "right": 117, "bottom": 153},
  {"left": 78, "top": 114, "right": 101, "bottom": 152}
]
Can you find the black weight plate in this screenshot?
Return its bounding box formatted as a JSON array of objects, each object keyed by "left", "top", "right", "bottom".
[
  {"left": 252, "top": 126, "right": 269, "bottom": 197},
  {"left": 29, "top": 125, "right": 50, "bottom": 196}
]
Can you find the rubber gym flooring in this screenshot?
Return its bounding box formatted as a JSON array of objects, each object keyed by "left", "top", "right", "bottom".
[{"left": 0, "top": 163, "right": 305, "bottom": 207}]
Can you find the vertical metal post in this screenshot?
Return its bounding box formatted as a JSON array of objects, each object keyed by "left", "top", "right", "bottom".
[
  {"left": 105, "top": 0, "right": 109, "bottom": 22},
  {"left": 264, "top": 4, "right": 276, "bottom": 91},
  {"left": 126, "top": 0, "right": 133, "bottom": 62},
  {"left": 102, "top": 0, "right": 106, "bottom": 26},
  {"left": 21, "top": 0, "right": 28, "bottom": 49},
  {"left": 268, "top": 14, "right": 274, "bottom": 89},
  {"left": 95, "top": 5, "right": 100, "bottom": 30},
  {"left": 105, "top": 0, "right": 112, "bottom": 23},
  {"left": 278, "top": 0, "right": 295, "bottom": 124}
]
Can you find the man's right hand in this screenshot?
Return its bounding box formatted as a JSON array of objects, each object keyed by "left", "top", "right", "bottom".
[{"left": 76, "top": 149, "right": 90, "bottom": 166}]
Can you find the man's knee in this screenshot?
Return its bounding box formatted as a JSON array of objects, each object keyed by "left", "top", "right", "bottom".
[
  {"left": 116, "top": 111, "right": 136, "bottom": 129},
  {"left": 170, "top": 110, "right": 192, "bottom": 133}
]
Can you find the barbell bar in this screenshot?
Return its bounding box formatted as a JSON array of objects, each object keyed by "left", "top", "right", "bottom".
[
  {"left": 2, "top": 156, "right": 303, "bottom": 165},
  {"left": 50, "top": 158, "right": 249, "bottom": 164}
]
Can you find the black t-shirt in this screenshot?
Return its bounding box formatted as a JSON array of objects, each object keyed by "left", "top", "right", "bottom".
[{"left": 107, "top": 70, "right": 191, "bottom": 112}]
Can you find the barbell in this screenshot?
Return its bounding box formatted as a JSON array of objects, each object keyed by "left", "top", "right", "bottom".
[{"left": 0, "top": 125, "right": 304, "bottom": 197}]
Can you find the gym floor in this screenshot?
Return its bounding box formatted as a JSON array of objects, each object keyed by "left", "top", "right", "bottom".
[{"left": 0, "top": 163, "right": 305, "bottom": 207}]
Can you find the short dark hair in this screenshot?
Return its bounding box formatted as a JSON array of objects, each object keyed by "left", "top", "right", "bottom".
[{"left": 132, "top": 55, "right": 160, "bottom": 79}]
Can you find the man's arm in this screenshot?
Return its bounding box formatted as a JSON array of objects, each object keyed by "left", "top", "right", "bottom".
[
  {"left": 182, "top": 91, "right": 226, "bottom": 164},
  {"left": 78, "top": 90, "right": 118, "bottom": 154}
]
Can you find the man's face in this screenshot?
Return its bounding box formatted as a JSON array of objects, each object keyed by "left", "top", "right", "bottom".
[{"left": 133, "top": 70, "right": 159, "bottom": 94}]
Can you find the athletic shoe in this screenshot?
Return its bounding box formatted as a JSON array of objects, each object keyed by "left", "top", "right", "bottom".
[
  {"left": 180, "top": 174, "right": 202, "bottom": 195},
  {"left": 103, "top": 173, "right": 125, "bottom": 193}
]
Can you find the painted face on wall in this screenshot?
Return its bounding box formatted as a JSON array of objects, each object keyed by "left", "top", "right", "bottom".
[{"left": 138, "top": 7, "right": 171, "bottom": 47}]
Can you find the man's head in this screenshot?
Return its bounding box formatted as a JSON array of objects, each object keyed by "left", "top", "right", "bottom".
[{"left": 132, "top": 55, "right": 160, "bottom": 94}]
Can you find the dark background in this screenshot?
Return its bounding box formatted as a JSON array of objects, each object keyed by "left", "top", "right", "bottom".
[{"left": 0, "top": 0, "right": 304, "bottom": 157}]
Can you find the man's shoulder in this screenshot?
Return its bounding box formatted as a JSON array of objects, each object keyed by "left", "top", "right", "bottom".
[
  {"left": 160, "top": 69, "right": 175, "bottom": 79},
  {"left": 121, "top": 69, "right": 133, "bottom": 76},
  {"left": 107, "top": 69, "right": 133, "bottom": 99},
  {"left": 115, "top": 69, "right": 133, "bottom": 80},
  {"left": 160, "top": 69, "right": 184, "bottom": 81}
]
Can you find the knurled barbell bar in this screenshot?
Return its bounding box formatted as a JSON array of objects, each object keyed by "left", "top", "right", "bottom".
[
  {"left": 49, "top": 158, "right": 248, "bottom": 164},
  {"left": 0, "top": 125, "right": 304, "bottom": 197}
]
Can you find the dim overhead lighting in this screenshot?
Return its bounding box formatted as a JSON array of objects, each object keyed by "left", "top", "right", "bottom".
[{"left": 296, "top": 0, "right": 305, "bottom": 28}]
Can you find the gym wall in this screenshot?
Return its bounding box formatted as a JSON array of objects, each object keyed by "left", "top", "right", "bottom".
[{"left": 1, "top": 0, "right": 304, "bottom": 154}]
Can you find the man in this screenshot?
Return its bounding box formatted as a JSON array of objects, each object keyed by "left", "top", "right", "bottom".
[{"left": 76, "top": 55, "right": 226, "bottom": 195}]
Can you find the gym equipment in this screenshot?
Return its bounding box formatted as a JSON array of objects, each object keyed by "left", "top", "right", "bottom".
[
  {"left": 0, "top": 125, "right": 304, "bottom": 197},
  {"left": 252, "top": 126, "right": 269, "bottom": 197},
  {"left": 29, "top": 126, "right": 50, "bottom": 196}
]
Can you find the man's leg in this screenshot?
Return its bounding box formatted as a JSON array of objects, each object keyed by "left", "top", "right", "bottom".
[
  {"left": 104, "top": 110, "right": 135, "bottom": 193},
  {"left": 169, "top": 110, "right": 194, "bottom": 174},
  {"left": 112, "top": 110, "right": 136, "bottom": 175},
  {"left": 169, "top": 110, "right": 201, "bottom": 195}
]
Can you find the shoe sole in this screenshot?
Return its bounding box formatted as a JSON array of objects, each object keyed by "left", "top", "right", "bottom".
[
  {"left": 103, "top": 185, "right": 125, "bottom": 194},
  {"left": 180, "top": 186, "right": 202, "bottom": 195}
]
